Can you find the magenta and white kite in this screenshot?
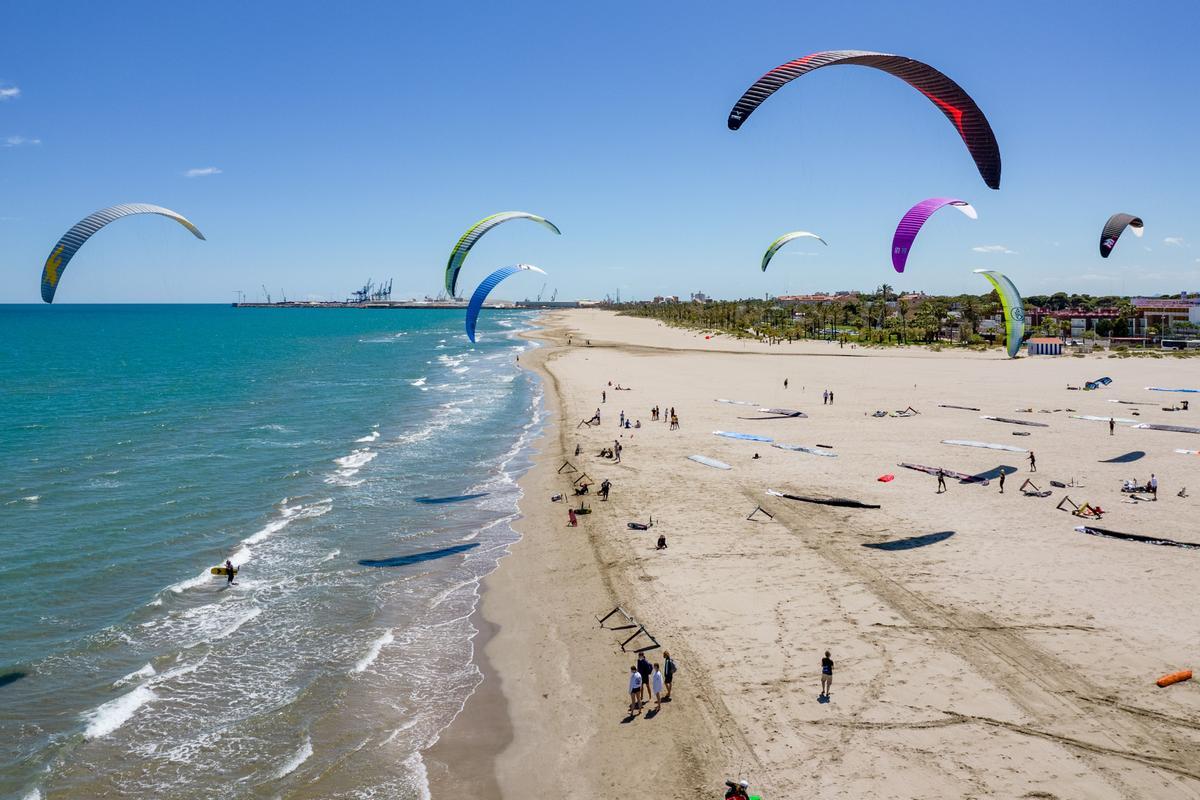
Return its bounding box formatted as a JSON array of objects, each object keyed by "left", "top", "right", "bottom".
[{"left": 891, "top": 198, "right": 977, "bottom": 274}]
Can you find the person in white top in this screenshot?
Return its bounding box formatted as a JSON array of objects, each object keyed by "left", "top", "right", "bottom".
[
  {"left": 651, "top": 664, "right": 665, "bottom": 709},
  {"left": 628, "top": 666, "right": 643, "bottom": 714}
]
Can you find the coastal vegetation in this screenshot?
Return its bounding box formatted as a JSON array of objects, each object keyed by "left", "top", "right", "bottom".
[{"left": 616, "top": 288, "right": 1197, "bottom": 355}]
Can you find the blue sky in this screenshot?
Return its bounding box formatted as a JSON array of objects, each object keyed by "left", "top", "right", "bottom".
[{"left": 2, "top": 1, "right": 1198, "bottom": 302}]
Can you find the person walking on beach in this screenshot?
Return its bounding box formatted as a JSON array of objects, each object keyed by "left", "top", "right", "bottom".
[
  {"left": 936, "top": 469, "right": 947, "bottom": 494},
  {"left": 662, "top": 652, "right": 676, "bottom": 699},
  {"left": 823, "top": 390, "right": 829, "bottom": 405},
  {"left": 613, "top": 440, "right": 621, "bottom": 464},
  {"left": 602, "top": 390, "right": 606, "bottom": 404},
  {"left": 1150, "top": 473, "right": 1158, "bottom": 498},
  {"left": 619, "top": 410, "right": 625, "bottom": 428},
  {"left": 636, "top": 653, "right": 653, "bottom": 705},
  {"left": 568, "top": 508, "right": 577, "bottom": 527},
  {"left": 1109, "top": 417, "right": 1116, "bottom": 436},
  {"left": 829, "top": 391, "right": 834, "bottom": 404},
  {"left": 628, "top": 666, "right": 642, "bottom": 713},
  {"left": 820, "top": 650, "right": 833, "bottom": 698},
  {"left": 651, "top": 663, "right": 665, "bottom": 709},
  {"left": 784, "top": 378, "right": 788, "bottom": 390},
  {"left": 599, "top": 478, "right": 612, "bottom": 501},
  {"left": 224, "top": 559, "right": 236, "bottom": 586},
  {"left": 1028, "top": 451, "right": 1037, "bottom": 472},
  {"left": 999, "top": 469, "right": 1006, "bottom": 494}
]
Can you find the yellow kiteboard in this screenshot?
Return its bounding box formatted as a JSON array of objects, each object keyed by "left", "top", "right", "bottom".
[{"left": 210, "top": 566, "right": 238, "bottom": 576}]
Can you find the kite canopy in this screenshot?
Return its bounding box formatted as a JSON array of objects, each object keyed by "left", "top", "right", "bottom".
[
  {"left": 1099, "top": 213, "right": 1144, "bottom": 258},
  {"left": 728, "top": 50, "right": 1002, "bottom": 190},
  {"left": 891, "top": 198, "right": 976, "bottom": 274},
  {"left": 445, "top": 212, "right": 560, "bottom": 297},
  {"left": 761, "top": 231, "right": 828, "bottom": 272},
  {"left": 465, "top": 264, "right": 546, "bottom": 343},
  {"left": 40, "top": 203, "right": 205, "bottom": 303},
  {"left": 974, "top": 269, "right": 1025, "bottom": 358}
]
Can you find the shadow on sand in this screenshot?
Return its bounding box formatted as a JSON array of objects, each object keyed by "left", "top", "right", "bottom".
[
  {"left": 359, "top": 542, "right": 479, "bottom": 568},
  {"left": 1099, "top": 451, "right": 1146, "bottom": 464},
  {"left": 863, "top": 531, "right": 955, "bottom": 551}
]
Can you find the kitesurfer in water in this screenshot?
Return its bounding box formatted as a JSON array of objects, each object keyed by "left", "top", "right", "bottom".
[{"left": 225, "top": 559, "right": 236, "bottom": 585}]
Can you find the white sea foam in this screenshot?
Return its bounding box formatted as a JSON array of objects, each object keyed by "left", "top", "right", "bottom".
[
  {"left": 451, "top": 366, "right": 469, "bottom": 374},
  {"left": 319, "top": 548, "right": 340, "bottom": 564},
  {"left": 356, "top": 430, "right": 381, "bottom": 443},
  {"left": 351, "top": 629, "right": 394, "bottom": 674},
  {"left": 334, "top": 449, "right": 377, "bottom": 470},
  {"left": 83, "top": 685, "right": 157, "bottom": 739},
  {"left": 272, "top": 737, "right": 313, "bottom": 779},
  {"left": 115, "top": 663, "right": 156, "bottom": 686},
  {"left": 214, "top": 606, "right": 262, "bottom": 641},
  {"left": 22, "top": 789, "right": 41, "bottom": 800},
  {"left": 410, "top": 377, "right": 427, "bottom": 387}
]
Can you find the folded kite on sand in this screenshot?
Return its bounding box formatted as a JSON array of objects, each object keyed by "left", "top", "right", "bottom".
[
  {"left": 1075, "top": 525, "right": 1200, "bottom": 550},
  {"left": 1134, "top": 423, "right": 1200, "bottom": 435},
  {"left": 714, "top": 398, "right": 759, "bottom": 406},
  {"left": 1146, "top": 387, "right": 1200, "bottom": 393},
  {"left": 938, "top": 404, "right": 981, "bottom": 411},
  {"left": 713, "top": 431, "right": 774, "bottom": 442},
  {"left": 1071, "top": 415, "right": 1139, "bottom": 425},
  {"left": 688, "top": 455, "right": 732, "bottom": 470},
  {"left": 1175, "top": 449, "right": 1200, "bottom": 456},
  {"left": 773, "top": 443, "right": 837, "bottom": 457},
  {"left": 1157, "top": 670, "right": 1193, "bottom": 688},
  {"left": 981, "top": 416, "right": 1049, "bottom": 427},
  {"left": 767, "top": 489, "right": 880, "bottom": 509},
  {"left": 942, "top": 439, "right": 1027, "bottom": 453},
  {"left": 898, "top": 462, "right": 991, "bottom": 485}
]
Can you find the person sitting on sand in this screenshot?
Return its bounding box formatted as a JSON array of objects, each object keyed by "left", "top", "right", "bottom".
[
  {"left": 656, "top": 534, "right": 667, "bottom": 550},
  {"left": 574, "top": 483, "right": 590, "bottom": 495},
  {"left": 752, "top": 453, "right": 760, "bottom": 460},
  {"left": 634, "top": 420, "right": 641, "bottom": 428}
]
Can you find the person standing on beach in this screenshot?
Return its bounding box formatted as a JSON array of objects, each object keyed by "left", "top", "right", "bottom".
[
  {"left": 829, "top": 391, "right": 834, "bottom": 404},
  {"left": 784, "top": 378, "right": 788, "bottom": 390},
  {"left": 662, "top": 652, "right": 676, "bottom": 699},
  {"left": 823, "top": 390, "right": 828, "bottom": 405},
  {"left": 1150, "top": 473, "right": 1158, "bottom": 498},
  {"left": 1109, "top": 417, "right": 1115, "bottom": 436},
  {"left": 568, "top": 508, "right": 577, "bottom": 527},
  {"left": 636, "top": 653, "right": 653, "bottom": 704},
  {"left": 651, "top": 663, "right": 665, "bottom": 709},
  {"left": 1028, "top": 451, "right": 1037, "bottom": 472},
  {"left": 820, "top": 651, "right": 833, "bottom": 698},
  {"left": 628, "top": 666, "right": 642, "bottom": 713},
  {"left": 602, "top": 390, "right": 606, "bottom": 404},
  {"left": 999, "top": 469, "right": 1006, "bottom": 494},
  {"left": 936, "top": 469, "right": 947, "bottom": 494}
]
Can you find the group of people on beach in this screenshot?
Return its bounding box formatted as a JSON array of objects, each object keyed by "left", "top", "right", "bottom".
[
  {"left": 627, "top": 651, "right": 675, "bottom": 714},
  {"left": 649, "top": 405, "right": 678, "bottom": 429}
]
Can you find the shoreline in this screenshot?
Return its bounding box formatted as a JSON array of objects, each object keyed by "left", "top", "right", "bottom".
[{"left": 424, "top": 309, "right": 1200, "bottom": 799}]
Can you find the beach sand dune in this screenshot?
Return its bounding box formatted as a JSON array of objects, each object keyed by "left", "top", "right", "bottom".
[{"left": 427, "top": 310, "right": 1200, "bottom": 799}]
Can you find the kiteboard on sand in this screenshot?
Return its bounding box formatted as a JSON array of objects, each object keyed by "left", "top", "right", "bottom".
[
  {"left": 898, "top": 463, "right": 990, "bottom": 486},
  {"left": 773, "top": 443, "right": 837, "bottom": 457},
  {"left": 688, "top": 455, "right": 732, "bottom": 470},
  {"left": 713, "top": 431, "right": 773, "bottom": 442}
]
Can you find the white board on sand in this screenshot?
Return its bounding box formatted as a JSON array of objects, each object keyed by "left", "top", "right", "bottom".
[
  {"left": 773, "top": 443, "right": 837, "bottom": 457},
  {"left": 1175, "top": 449, "right": 1199, "bottom": 455},
  {"left": 941, "top": 439, "right": 1028, "bottom": 453},
  {"left": 688, "top": 454, "right": 732, "bottom": 470},
  {"left": 714, "top": 398, "right": 759, "bottom": 406}
]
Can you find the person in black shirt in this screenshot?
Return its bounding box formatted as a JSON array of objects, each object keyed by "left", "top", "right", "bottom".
[{"left": 820, "top": 650, "right": 833, "bottom": 698}]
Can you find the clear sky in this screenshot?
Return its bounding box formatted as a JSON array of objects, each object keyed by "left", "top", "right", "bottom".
[{"left": 2, "top": 1, "right": 1198, "bottom": 302}]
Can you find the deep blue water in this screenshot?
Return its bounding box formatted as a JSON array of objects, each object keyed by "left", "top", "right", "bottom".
[{"left": 0, "top": 304, "right": 542, "bottom": 799}]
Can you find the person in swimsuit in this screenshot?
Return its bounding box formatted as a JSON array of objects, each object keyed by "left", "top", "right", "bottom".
[{"left": 820, "top": 650, "right": 833, "bottom": 698}]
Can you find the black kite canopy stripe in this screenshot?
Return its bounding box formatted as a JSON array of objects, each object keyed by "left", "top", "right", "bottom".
[
  {"left": 1099, "top": 213, "right": 1144, "bottom": 258},
  {"left": 727, "top": 50, "right": 1002, "bottom": 190}
]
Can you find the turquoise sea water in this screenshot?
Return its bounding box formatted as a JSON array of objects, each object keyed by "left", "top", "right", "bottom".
[{"left": 0, "top": 305, "right": 542, "bottom": 799}]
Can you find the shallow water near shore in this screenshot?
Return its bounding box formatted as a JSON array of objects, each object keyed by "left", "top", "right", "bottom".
[{"left": 0, "top": 304, "right": 542, "bottom": 799}]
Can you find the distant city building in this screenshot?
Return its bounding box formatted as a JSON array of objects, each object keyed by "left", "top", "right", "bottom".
[
  {"left": 1130, "top": 296, "right": 1200, "bottom": 335},
  {"left": 690, "top": 291, "right": 710, "bottom": 303}
]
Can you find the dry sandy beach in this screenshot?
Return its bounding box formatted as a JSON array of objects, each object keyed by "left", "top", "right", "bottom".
[{"left": 426, "top": 309, "right": 1200, "bottom": 799}]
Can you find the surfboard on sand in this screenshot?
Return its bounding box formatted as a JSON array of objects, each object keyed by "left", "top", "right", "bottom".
[
  {"left": 688, "top": 455, "right": 732, "bottom": 470},
  {"left": 210, "top": 566, "right": 239, "bottom": 576}
]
